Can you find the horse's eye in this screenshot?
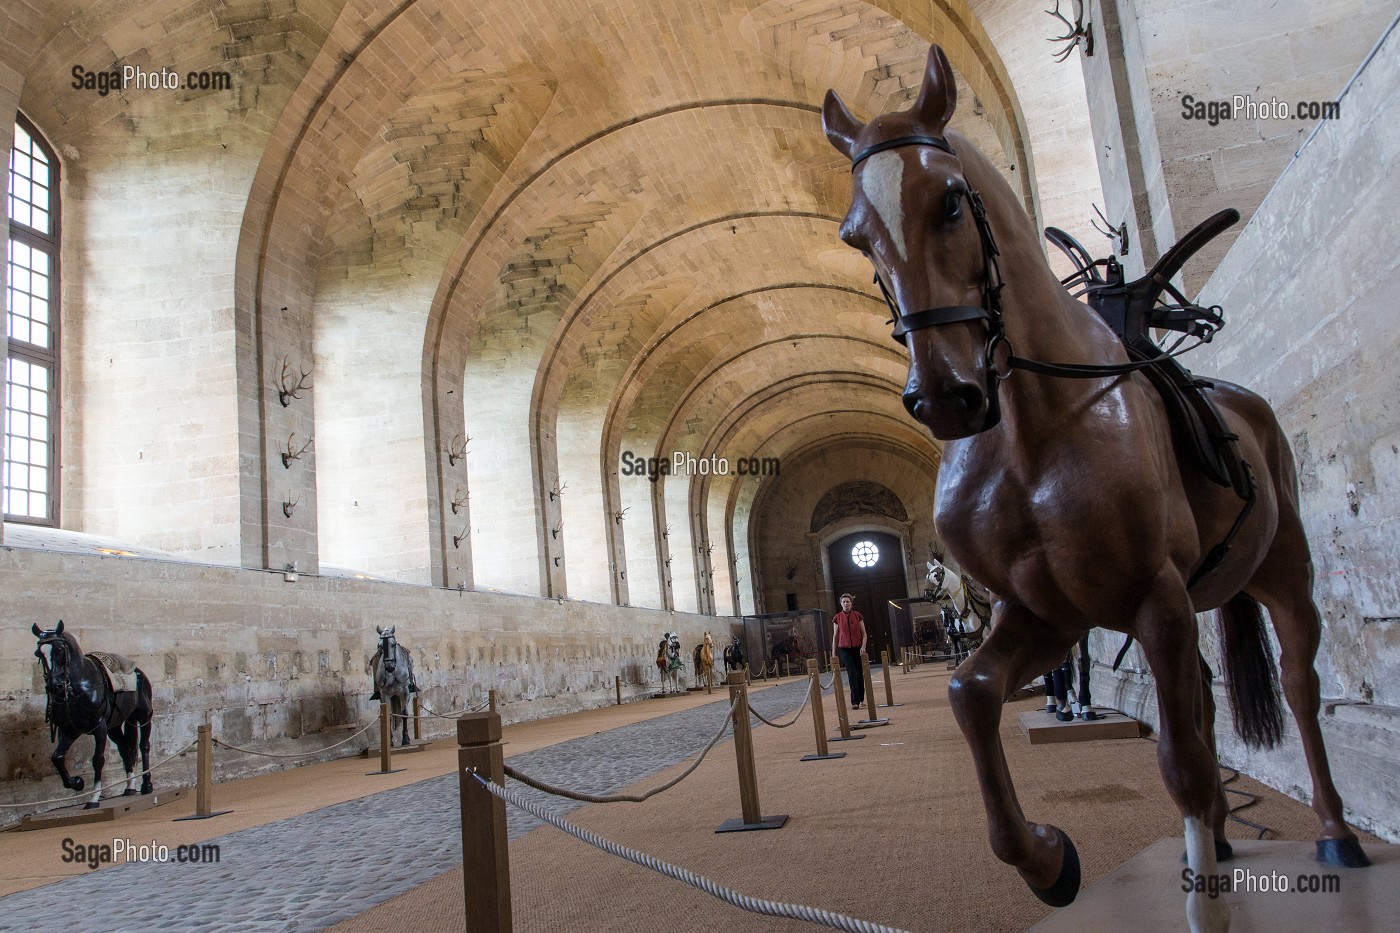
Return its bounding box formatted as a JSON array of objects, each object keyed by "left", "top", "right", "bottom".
[{"left": 945, "top": 190, "right": 964, "bottom": 222}]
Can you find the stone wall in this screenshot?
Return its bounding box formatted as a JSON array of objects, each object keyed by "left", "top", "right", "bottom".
[
  {"left": 1092, "top": 15, "right": 1400, "bottom": 842},
  {"left": 0, "top": 544, "right": 731, "bottom": 819}
]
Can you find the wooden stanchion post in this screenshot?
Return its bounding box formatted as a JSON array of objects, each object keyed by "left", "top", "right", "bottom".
[
  {"left": 801, "top": 660, "right": 844, "bottom": 762},
  {"left": 174, "top": 723, "right": 232, "bottom": 821},
  {"left": 459, "top": 712, "right": 512, "bottom": 933},
  {"left": 853, "top": 655, "right": 889, "bottom": 728},
  {"left": 369, "top": 700, "right": 406, "bottom": 775},
  {"left": 413, "top": 695, "right": 422, "bottom": 741},
  {"left": 615, "top": 674, "right": 622, "bottom": 706},
  {"left": 828, "top": 654, "right": 863, "bottom": 743},
  {"left": 881, "top": 650, "right": 901, "bottom": 708},
  {"left": 715, "top": 671, "right": 787, "bottom": 832}
]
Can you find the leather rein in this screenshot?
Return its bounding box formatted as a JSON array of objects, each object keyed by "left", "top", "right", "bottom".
[{"left": 851, "top": 135, "right": 1210, "bottom": 426}]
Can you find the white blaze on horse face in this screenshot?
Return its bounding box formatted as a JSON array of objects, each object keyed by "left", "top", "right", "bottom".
[{"left": 859, "top": 151, "right": 908, "bottom": 263}]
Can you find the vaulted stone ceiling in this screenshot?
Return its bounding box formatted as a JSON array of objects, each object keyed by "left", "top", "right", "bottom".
[{"left": 5, "top": 0, "right": 1103, "bottom": 611}]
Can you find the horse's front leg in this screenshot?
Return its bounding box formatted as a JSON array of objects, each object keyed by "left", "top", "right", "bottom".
[
  {"left": 399, "top": 693, "right": 411, "bottom": 747},
  {"left": 86, "top": 724, "right": 109, "bottom": 809},
  {"left": 949, "top": 605, "right": 1085, "bottom": 904},
  {"left": 51, "top": 730, "right": 81, "bottom": 791},
  {"left": 1137, "top": 591, "right": 1231, "bottom": 933}
]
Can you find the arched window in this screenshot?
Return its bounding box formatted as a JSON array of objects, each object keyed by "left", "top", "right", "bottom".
[{"left": 4, "top": 115, "right": 60, "bottom": 524}]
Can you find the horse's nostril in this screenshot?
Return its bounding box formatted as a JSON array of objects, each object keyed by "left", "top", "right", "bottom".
[
  {"left": 949, "top": 383, "right": 984, "bottom": 417},
  {"left": 902, "top": 392, "right": 923, "bottom": 420}
]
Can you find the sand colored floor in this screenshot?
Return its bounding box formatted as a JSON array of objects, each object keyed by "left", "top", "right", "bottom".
[
  {"left": 325, "top": 666, "right": 1381, "bottom": 933},
  {"left": 2, "top": 666, "right": 1381, "bottom": 933}
]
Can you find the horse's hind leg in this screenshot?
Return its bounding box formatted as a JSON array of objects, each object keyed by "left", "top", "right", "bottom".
[
  {"left": 117, "top": 718, "right": 140, "bottom": 795},
  {"left": 137, "top": 678, "right": 154, "bottom": 793},
  {"left": 1136, "top": 596, "right": 1230, "bottom": 933},
  {"left": 949, "top": 605, "right": 1084, "bottom": 906},
  {"left": 398, "top": 694, "right": 410, "bottom": 747},
  {"left": 1249, "top": 522, "right": 1368, "bottom": 867}
]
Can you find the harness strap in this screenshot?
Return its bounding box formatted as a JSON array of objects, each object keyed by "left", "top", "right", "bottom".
[{"left": 851, "top": 134, "right": 956, "bottom": 167}]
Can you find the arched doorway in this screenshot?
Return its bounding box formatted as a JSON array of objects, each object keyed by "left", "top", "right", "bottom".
[{"left": 827, "top": 530, "right": 906, "bottom": 665}]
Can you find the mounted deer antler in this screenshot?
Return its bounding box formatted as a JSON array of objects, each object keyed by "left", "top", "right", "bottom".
[
  {"left": 614, "top": 507, "right": 630, "bottom": 524},
  {"left": 450, "top": 486, "right": 468, "bottom": 515},
  {"left": 1046, "top": 0, "right": 1093, "bottom": 62},
  {"left": 452, "top": 523, "right": 468, "bottom": 549},
  {"left": 548, "top": 480, "right": 568, "bottom": 501},
  {"left": 282, "top": 492, "right": 300, "bottom": 517},
  {"left": 447, "top": 433, "right": 470, "bottom": 466},
  {"left": 281, "top": 433, "right": 314, "bottom": 468},
  {"left": 1091, "top": 202, "right": 1130, "bottom": 257},
  {"left": 551, "top": 522, "right": 563, "bottom": 540},
  {"left": 276, "top": 356, "right": 313, "bottom": 407}
]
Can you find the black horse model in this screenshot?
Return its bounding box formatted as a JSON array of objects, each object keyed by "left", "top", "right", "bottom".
[
  {"left": 722, "top": 635, "right": 745, "bottom": 673},
  {"left": 32, "top": 621, "right": 154, "bottom": 808}
]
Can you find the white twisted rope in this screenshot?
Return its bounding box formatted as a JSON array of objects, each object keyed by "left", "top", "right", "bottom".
[
  {"left": 213, "top": 716, "right": 378, "bottom": 758},
  {"left": 469, "top": 772, "right": 911, "bottom": 933},
  {"left": 0, "top": 738, "right": 200, "bottom": 809},
  {"left": 503, "top": 696, "right": 738, "bottom": 803},
  {"left": 819, "top": 671, "right": 836, "bottom": 691}
]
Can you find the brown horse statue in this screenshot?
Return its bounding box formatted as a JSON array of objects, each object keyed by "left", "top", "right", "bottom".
[{"left": 823, "top": 45, "right": 1367, "bottom": 933}]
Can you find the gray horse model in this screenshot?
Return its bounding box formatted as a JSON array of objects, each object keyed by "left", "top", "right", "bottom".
[{"left": 367, "top": 625, "right": 417, "bottom": 747}]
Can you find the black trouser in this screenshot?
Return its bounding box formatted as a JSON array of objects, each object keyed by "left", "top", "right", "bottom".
[{"left": 838, "top": 646, "right": 865, "bottom": 706}]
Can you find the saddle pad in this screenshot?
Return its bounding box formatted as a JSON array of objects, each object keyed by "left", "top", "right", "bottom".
[{"left": 89, "top": 651, "right": 140, "bottom": 693}]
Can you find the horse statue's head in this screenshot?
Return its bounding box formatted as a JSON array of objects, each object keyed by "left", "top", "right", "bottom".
[
  {"left": 703, "top": 631, "right": 713, "bottom": 649},
  {"left": 32, "top": 620, "right": 76, "bottom": 681},
  {"left": 825, "top": 44, "right": 1036, "bottom": 439},
  {"left": 375, "top": 624, "right": 398, "bottom": 673}
]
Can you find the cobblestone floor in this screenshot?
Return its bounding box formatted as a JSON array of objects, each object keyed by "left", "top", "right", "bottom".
[{"left": 0, "top": 681, "right": 810, "bottom": 933}]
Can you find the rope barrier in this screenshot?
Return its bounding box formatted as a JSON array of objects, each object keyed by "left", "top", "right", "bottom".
[
  {"left": 0, "top": 738, "right": 199, "bottom": 809},
  {"left": 747, "top": 685, "right": 813, "bottom": 729},
  {"left": 419, "top": 699, "right": 491, "bottom": 719},
  {"left": 819, "top": 671, "right": 836, "bottom": 691},
  {"left": 503, "top": 696, "right": 739, "bottom": 804},
  {"left": 470, "top": 772, "right": 912, "bottom": 933},
  {"left": 213, "top": 716, "right": 378, "bottom": 758}
]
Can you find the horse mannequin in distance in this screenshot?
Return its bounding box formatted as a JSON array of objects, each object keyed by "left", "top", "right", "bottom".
[
  {"left": 824, "top": 44, "right": 1366, "bottom": 933},
  {"left": 32, "top": 621, "right": 154, "bottom": 808},
  {"left": 656, "top": 632, "right": 684, "bottom": 694},
  {"left": 693, "top": 632, "right": 719, "bottom": 689},
  {"left": 368, "top": 625, "right": 416, "bottom": 747}
]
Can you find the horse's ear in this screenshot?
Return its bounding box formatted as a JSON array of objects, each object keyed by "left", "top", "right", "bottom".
[
  {"left": 375, "top": 625, "right": 383, "bottom": 635},
  {"left": 55, "top": 620, "right": 64, "bottom": 635},
  {"left": 822, "top": 89, "right": 863, "bottom": 161},
  {"left": 32, "top": 623, "right": 42, "bottom": 637},
  {"left": 386, "top": 625, "right": 395, "bottom": 636},
  {"left": 914, "top": 44, "right": 957, "bottom": 132},
  {"left": 926, "top": 562, "right": 934, "bottom": 572}
]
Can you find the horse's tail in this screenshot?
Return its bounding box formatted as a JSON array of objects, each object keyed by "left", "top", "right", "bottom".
[{"left": 1218, "top": 592, "right": 1284, "bottom": 749}]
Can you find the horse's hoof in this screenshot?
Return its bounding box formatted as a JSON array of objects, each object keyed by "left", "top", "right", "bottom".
[
  {"left": 1027, "top": 828, "right": 1080, "bottom": 907},
  {"left": 1055, "top": 710, "right": 1074, "bottom": 723},
  {"left": 1317, "top": 838, "right": 1370, "bottom": 868},
  {"left": 83, "top": 801, "right": 100, "bottom": 810},
  {"left": 70, "top": 777, "right": 84, "bottom": 792},
  {"left": 141, "top": 783, "right": 153, "bottom": 796},
  {"left": 1080, "top": 710, "right": 1100, "bottom": 722},
  {"left": 1180, "top": 839, "right": 1234, "bottom": 864},
  {"left": 123, "top": 788, "right": 138, "bottom": 797}
]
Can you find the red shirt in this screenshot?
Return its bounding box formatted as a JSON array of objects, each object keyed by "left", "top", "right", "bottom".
[{"left": 833, "top": 610, "right": 865, "bottom": 648}]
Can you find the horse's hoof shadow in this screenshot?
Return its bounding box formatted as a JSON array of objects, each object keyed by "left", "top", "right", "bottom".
[
  {"left": 1317, "top": 838, "right": 1370, "bottom": 868},
  {"left": 1027, "top": 827, "right": 1081, "bottom": 908}
]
